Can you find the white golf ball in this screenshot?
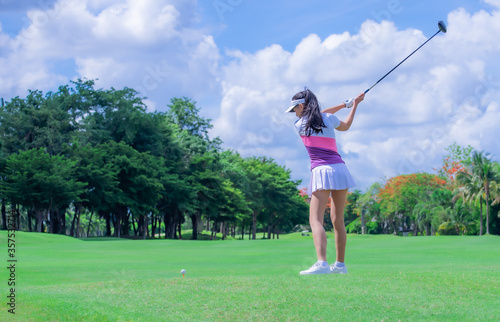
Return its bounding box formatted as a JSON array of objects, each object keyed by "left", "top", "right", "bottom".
[{"left": 180, "top": 269, "right": 186, "bottom": 274}]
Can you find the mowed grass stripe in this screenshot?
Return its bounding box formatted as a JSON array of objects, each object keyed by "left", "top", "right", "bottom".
[{"left": 1, "top": 232, "right": 499, "bottom": 321}]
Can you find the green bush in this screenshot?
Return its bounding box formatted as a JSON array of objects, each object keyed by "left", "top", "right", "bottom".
[
  {"left": 465, "top": 221, "right": 479, "bottom": 236},
  {"left": 345, "top": 219, "right": 382, "bottom": 234},
  {"left": 437, "top": 222, "right": 464, "bottom": 235},
  {"left": 366, "top": 220, "right": 382, "bottom": 234},
  {"left": 346, "top": 219, "right": 361, "bottom": 234}
]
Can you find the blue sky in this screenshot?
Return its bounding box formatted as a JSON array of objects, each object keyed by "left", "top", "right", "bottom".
[
  {"left": 1, "top": 0, "right": 499, "bottom": 191},
  {"left": 199, "top": 0, "right": 482, "bottom": 52}
]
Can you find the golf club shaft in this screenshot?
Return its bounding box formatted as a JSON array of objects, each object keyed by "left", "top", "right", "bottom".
[{"left": 364, "top": 29, "right": 442, "bottom": 94}]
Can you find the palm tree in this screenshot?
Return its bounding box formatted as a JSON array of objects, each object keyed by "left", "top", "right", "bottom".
[
  {"left": 491, "top": 163, "right": 500, "bottom": 208},
  {"left": 472, "top": 151, "right": 499, "bottom": 235},
  {"left": 413, "top": 203, "right": 431, "bottom": 236},
  {"left": 451, "top": 199, "right": 477, "bottom": 235},
  {"left": 456, "top": 151, "right": 499, "bottom": 235},
  {"left": 455, "top": 171, "right": 483, "bottom": 234},
  {"left": 356, "top": 183, "right": 381, "bottom": 234}
]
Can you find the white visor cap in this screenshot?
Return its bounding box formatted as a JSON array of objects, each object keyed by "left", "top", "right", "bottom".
[{"left": 285, "top": 98, "right": 306, "bottom": 113}]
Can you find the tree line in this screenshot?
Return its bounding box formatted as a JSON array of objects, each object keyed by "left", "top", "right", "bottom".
[
  {"left": 0, "top": 80, "right": 308, "bottom": 239},
  {"left": 340, "top": 144, "right": 500, "bottom": 236},
  {"left": 1, "top": 80, "right": 498, "bottom": 239}
]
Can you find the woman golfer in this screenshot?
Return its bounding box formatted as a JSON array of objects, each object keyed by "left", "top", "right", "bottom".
[{"left": 286, "top": 88, "right": 365, "bottom": 275}]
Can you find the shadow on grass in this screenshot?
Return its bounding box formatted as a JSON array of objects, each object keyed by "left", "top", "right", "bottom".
[
  {"left": 180, "top": 231, "right": 240, "bottom": 241},
  {"left": 78, "top": 230, "right": 280, "bottom": 241},
  {"left": 79, "top": 230, "right": 243, "bottom": 241}
]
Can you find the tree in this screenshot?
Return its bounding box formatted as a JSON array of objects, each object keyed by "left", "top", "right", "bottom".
[
  {"left": 82, "top": 85, "right": 151, "bottom": 147},
  {"left": 456, "top": 151, "right": 499, "bottom": 235},
  {"left": 437, "top": 143, "right": 473, "bottom": 187},
  {"left": 1, "top": 149, "right": 85, "bottom": 233},
  {"left": 356, "top": 183, "right": 382, "bottom": 234},
  {"left": 96, "top": 141, "right": 163, "bottom": 238},
  {"left": 344, "top": 190, "right": 361, "bottom": 227},
  {"left": 455, "top": 171, "right": 483, "bottom": 235},
  {"left": 0, "top": 80, "right": 360, "bottom": 238},
  {"left": 69, "top": 143, "right": 120, "bottom": 237},
  {"left": 165, "top": 97, "right": 213, "bottom": 141},
  {"left": 378, "top": 173, "right": 447, "bottom": 235},
  {"left": 240, "top": 157, "right": 267, "bottom": 240},
  {"left": 489, "top": 163, "right": 500, "bottom": 235},
  {"left": 164, "top": 97, "right": 223, "bottom": 240},
  {"left": 157, "top": 172, "right": 191, "bottom": 239},
  {"left": 258, "top": 159, "right": 305, "bottom": 239},
  {"left": 0, "top": 90, "right": 79, "bottom": 156},
  {"left": 450, "top": 198, "right": 476, "bottom": 235},
  {"left": 186, "top": 151, "right": 224, "bottom": 240},
  {"left": 216, "top": 179, "right": 251, "bottom": 239},
  {"left": 219, "top": 150, "right": 252, "bottom": 239},
  {"left": 0, "top": 151, "right": 8, "bottom": 230},
  {"left": 414, "top": 188, "right": 453, "bottom": 235}
]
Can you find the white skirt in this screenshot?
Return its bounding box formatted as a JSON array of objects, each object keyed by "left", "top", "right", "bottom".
[{"left": 308, "top": 163, "right": 356, "bottom": 195}]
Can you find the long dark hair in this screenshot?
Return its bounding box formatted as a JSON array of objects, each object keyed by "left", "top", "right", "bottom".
[{"left": 292, "top": 88, "right": 325, "bottom": 136}]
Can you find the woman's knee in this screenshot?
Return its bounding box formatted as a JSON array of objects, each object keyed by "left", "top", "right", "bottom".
[
  {"left": 309, "top": 217, "right": 324, "bottom": 227},
  {"left": 331, "top": 213, "right": 345, "bottom": 226}
]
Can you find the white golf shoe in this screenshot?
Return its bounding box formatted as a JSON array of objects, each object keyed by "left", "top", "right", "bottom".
[
  {"left": 299, "top": 261, "right": 331, "bottom": 275},
  {"left": 330, "top": 263, "right": 348, "bottom": 274}
]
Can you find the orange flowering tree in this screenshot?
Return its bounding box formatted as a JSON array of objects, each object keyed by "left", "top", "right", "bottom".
[
  {"left": 378, "top": 173, "right": 447, "bottom": 235},
  {"left": 436, "top": 143, "right": 473, "bottom": 187},
  {"left": 299, "top": 187, "right": 308, "bottom": 199}
]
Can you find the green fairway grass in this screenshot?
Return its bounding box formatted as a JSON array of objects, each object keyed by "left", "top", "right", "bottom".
[{"left": 1, "top": 231, "right": 499, "bottom": 321}]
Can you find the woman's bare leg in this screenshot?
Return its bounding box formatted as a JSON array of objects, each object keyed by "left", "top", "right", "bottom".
[
  {"left": 309, "top": 189, "right": 331, "bottom": 261},
  {"left": 330, "top": 189, "right": 348, "bottom": 263}
]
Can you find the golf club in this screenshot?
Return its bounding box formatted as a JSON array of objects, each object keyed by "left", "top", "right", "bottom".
[{"left": 364, "top": 20, "right": 447, "bottom": 94}]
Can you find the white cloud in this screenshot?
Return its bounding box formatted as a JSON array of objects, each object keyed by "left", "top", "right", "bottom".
[
  {"left": 91, "top": 1, "right": 180, "bottom": 42},
  {"left": 483, "top": 0, "right": 500, "bottom": 7},
  {"left": 0, "top": 0, "right": 219, "bottom": 104},
  {"left": 1, "top": 1, "right": 499, "bottom": 192},
  {"left": 213, "top": 6, "right": 500, "bottom": 190}
]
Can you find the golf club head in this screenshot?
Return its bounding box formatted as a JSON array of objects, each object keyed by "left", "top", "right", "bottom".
[{"left": 438, "top": 21, "right": 447, "bottom": 33}]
